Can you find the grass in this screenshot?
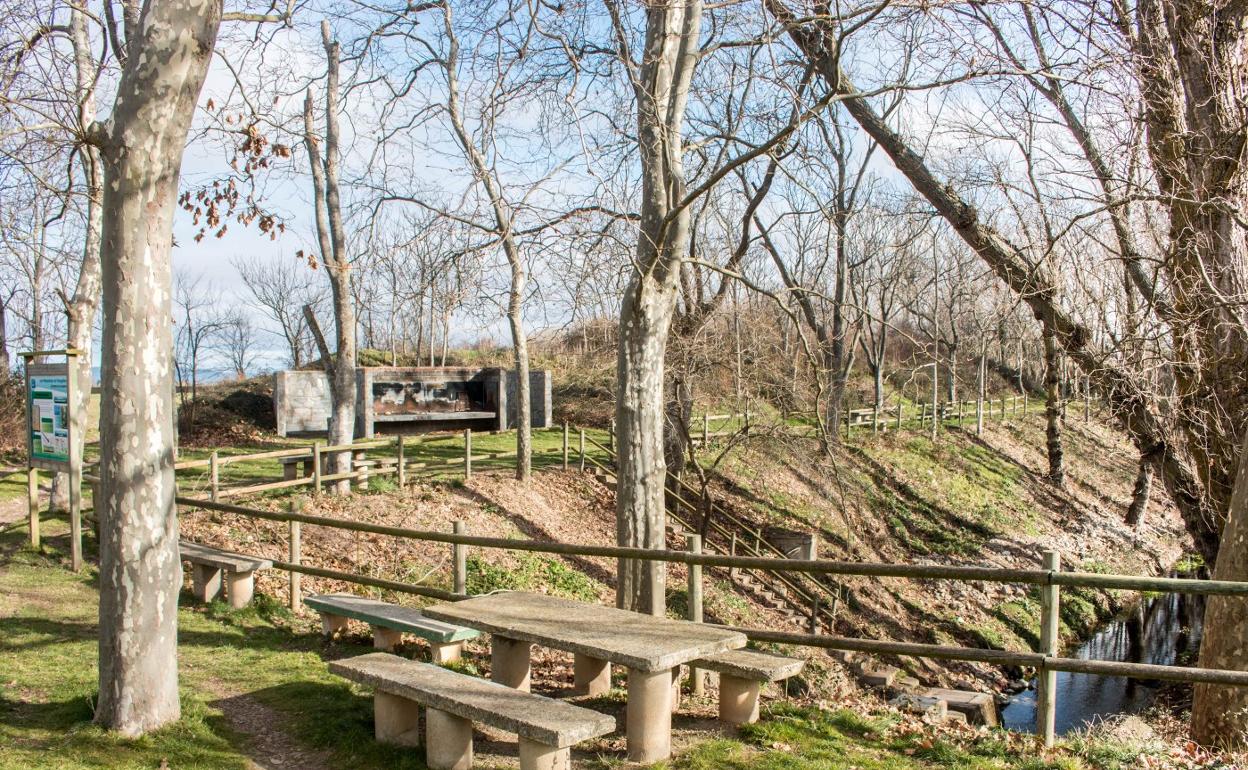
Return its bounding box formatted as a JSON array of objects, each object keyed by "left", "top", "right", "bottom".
[
  {"left": 0, "top": 522, "right": 439, "bottom": 770},
  {"left": 169, "top": 426, "right": 613, "bottom": 499},
  {"left": 0, "top": 518, "right": 1200, "bottom": 770},
  {"left": 668, "top": 703, "right": 1120, "bottom": 770},
  {"left": 465, "top": 551, "right": 603, "bottom": 602}
]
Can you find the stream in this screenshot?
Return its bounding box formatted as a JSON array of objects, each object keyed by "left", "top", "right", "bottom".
[{"left": 1001, "top": 588, "right": 1205, "bottom": 735}]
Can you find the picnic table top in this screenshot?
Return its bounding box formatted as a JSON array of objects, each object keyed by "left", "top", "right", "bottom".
[{"left": 423, "top": 592, "right": 746, "bottom": 673}]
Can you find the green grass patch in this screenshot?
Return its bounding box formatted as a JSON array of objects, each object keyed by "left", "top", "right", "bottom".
[{"left": 464, "top": 551, "right": 602, "bottom": 602}]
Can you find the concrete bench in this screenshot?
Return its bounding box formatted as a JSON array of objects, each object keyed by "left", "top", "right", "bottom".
[
  {"left": 280, "top": 454, "right": 315, "bottom": 480},
  {"left": 305, "top": 593, "right": 479, "bottom": 663},
  {"left": 330, "top": 652, "right": 615, "bottom": 770},
  {"left": 180, "top": 541, "right": 272, "bottom": 609},
  {"left": 691, "top": 648, "right": 804, "bottom": 725}
]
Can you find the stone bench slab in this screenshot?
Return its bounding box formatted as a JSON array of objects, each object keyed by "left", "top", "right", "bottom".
[
  {"left": 330, "top": 652, "right": 615, "bottom": 748},
  {"left": 306, "top": 594, "right": 479, "bottom": 643},
  {"left": 692, "top": 649, "right": 804, "bottom": 682},
  {"left": 179, "top": 541, "right": 272, "bottom": 573}
]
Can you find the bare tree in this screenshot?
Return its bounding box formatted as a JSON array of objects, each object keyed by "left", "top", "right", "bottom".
[
  {"left": 232, "top": 257, "right": 325, "bottom": 368},
  {"left": 606, "top": 0, "right": 702, "bottom": 616},
  {"left": 217, "top": 311, "right": 257, "bottom": 380},
  {"left": 303, "top": 22, "right": 356, "bottom": 494}
]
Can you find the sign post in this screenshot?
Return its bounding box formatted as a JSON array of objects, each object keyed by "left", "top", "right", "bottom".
[{"left": 21, "top": 349, "right": 84, "bottom": 571}]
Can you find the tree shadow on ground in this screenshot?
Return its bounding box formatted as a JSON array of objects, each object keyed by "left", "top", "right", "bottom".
[{"left": 450, "top": 485, "right": 617, "bottom": 589}]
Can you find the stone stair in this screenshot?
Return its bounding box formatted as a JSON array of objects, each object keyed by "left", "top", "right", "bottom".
[{"left": 584, "top": 460, "right": 996, "bottom": 727}]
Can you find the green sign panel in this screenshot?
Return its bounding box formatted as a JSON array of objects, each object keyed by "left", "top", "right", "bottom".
[{"left": 28, "top": 372, "right": 70, "bottom": 465}]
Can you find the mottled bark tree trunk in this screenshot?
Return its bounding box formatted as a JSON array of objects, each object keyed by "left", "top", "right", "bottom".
[
  {"left": 613, "top": 0, "right": 701, "bottom": 616},
  {"left": 94, "top": 0, "right": 221, "bottom": 736},
  {"left": 1042, "top": 315, "right": 1064, "bottom": 485}
]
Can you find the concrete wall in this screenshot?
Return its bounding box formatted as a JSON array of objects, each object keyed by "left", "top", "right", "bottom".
[
  {"left": 504, "top": 369, "right": 553, "bottom": 430},
  {"left": 273, "top": 370, "right": 332, "bottom": 436},
  {"left": 274, "top": 367, "right": 552, "bottom": 437}
]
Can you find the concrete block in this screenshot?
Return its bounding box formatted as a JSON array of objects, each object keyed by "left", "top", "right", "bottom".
[
  {"left": 374, "top": 690, "right": 422, "bottom": 746},
  {"left": 425, "top": 707, "right": 473, "bottom": 770},
  {"left": 519, "top": 738, "right": 570, "bottom": 770},
  {"left": 718, "top": 674, "right": 761, "bottom": 725},
  {"left": 573, "top": 654, "right": 611, "bottom": 697},
  {"left": 923, "top": 688, "right": 999, "bottom": 727}
]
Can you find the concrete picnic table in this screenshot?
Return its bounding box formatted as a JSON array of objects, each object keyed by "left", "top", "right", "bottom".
[{"left": 423, "top": 591, "right": 747, "bottom": 763}]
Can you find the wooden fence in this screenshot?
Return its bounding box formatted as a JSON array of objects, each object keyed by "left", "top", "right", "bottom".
[{"left": 174, "top": 493, "right": 1248, "bottom": 748}]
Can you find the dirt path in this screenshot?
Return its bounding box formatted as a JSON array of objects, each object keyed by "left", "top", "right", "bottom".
[{"left": 207, "top": 686, "right": 335, "bottom": 770}]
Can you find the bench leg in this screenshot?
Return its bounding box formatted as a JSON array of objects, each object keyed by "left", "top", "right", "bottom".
[
  {"left": 690, "top": 665, "right": 706, "bottom": 697},
  {"left": 225, "top": 570, "right": 255, "bottom": 609},
  {"left": 320, "top": 612, "right": 349, "bottom": 638},
  {"left": 372, "top": 625, "right": 403, "bottom": 651},
  {"left": 573, "top": 654, "right": 610, "bottom": 697},
  {"left": 719, "top": 674, "right": 761, "bottom": 725},
  {"left": 374, "top": 690, "right": 422, "bottom": 747},
  {"left": 302, "top": 459, "right": 314, "bottom": 477},
  {"left": 430, "top": 640, "right": 463, "bottom": 664},
  {"left": 192, "top": 564, "right": 223, "bottom": 603},
  {"left": 671, "top": 665, "right": 682, "bottom": 712},
  {"left": 491, "top": 636, "right": 532, "bottom": 692},
  {"left": 425, "top": 707, "right": 472, "bottom": 770},
  {"left": 626, "top": 667, "right": 672, "bottom": 763},
  {"left": 518, "top": 738, "right": 569, "bottom": 770}
]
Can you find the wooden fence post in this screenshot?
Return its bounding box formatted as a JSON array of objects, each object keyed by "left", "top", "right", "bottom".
[
  {"left": 809, "top": 596, "right": 820, "bottom": 634},
  {"left": 210, "top": 450, "right": 220, "bottom": 503},
  {"left": 1001, "top": 396, "right": 1007, "bottom": 420},
  {"left": 896, "top": 400, "right": 903, "bottom": 431},
  {"left": 562, "top": 421, "right": 570, "bottom": 470},
  {"left": 686, "top": 533, "right": 705, "bottom": 695},
  {"left": 609, "top": 419, "right": 615, "bottom": 452},
  {"left": 578, "top": 429, "right": 586, "bottom": 472},
  {"left": 289, "top": 500, "right": 302, "bottom": 613},
  {"left": 1023, "top": 391, "right": 1029, "bottom": 417},
  {"left": 702, "top": 413, "right": 710, "bottom": 446},
  {"left": 27, "top": 468, "right": 39, "bottom": 549},
  {"left": 728, "top": 532, "right": 738, "bottom": 579},
  {"left": 1036, "top": 549, "right": 1061, "bottom": 747},
  {"left": 312, "top": 442, "right": 322, "bottom": 496},
  {"left": 464, "top": 429, "right": 472, "bottom": 480},
  {"left": 396, "top": 435, "right": 406, "bottom": 487},
  {"left": 453, "top": 520, "right": 468, "bottom": 595}
]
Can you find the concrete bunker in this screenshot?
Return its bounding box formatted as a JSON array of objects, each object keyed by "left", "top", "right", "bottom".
[{"left": 274, "top": 366, "right": 552, "bottom": 438}]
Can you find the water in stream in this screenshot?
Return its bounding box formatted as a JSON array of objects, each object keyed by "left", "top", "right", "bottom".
[{"left": 1001, "top": 590, "right": 1204, "bottom": 735}]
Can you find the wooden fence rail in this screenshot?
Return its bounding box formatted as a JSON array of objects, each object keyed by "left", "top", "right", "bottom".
[{"left": 173, "top": 493, "right": 1248, "bottom": 746}]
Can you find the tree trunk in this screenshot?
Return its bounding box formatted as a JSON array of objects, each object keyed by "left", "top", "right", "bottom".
[
  {"left": 94, "top": 0, "right": 221, "bottom": 736},
  {"left": 304, "top": 24, "right": 355, "bottom": 494},
  {"left": 1126, "top": 454, "right": 1154, "bottom": 530},
  {"left": 51, "top": 6, "right": 104, "bottom": 514},
  {"left": 1192, "top": 428, "right": 1248, "bottom": 744},
  {"left": 439, "top": 2, "right": 531, "bottom": 480},
  {"left": 614, "top": 0, "right": 701, "bottom": 616},
  {"left": 1043, "top": 315, "right": 1064, "bottom": 485}
]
